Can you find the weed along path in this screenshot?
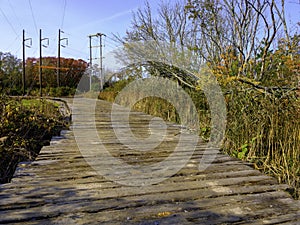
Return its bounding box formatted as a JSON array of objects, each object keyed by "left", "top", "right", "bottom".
[{"left": 0, "top": 97, "right": 299, "bottom": 224}]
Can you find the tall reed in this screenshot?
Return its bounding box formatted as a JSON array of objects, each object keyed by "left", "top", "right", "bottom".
[{"left": 99, "top": 81, "right": 300, "bottom": 199}]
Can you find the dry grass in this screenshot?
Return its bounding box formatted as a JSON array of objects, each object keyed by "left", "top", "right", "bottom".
[
  {"left": 99, "top": 82, "right": 300, "bottom": 199},
  {"left": 223, "top": 88, "right": 299, "bottom": 199}
]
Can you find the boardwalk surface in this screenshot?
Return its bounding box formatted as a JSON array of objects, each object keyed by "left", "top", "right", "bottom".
[{"left": 0, "top": 98, "right": 299, "bottom": 224}]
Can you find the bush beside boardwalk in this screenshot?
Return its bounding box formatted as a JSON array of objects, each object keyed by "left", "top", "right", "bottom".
[
  {"left": 0, "top": 96, "right": 68, "bottom": 183},
  {"left": 99, "top": 78, "right": 300, "bottom": 200}
]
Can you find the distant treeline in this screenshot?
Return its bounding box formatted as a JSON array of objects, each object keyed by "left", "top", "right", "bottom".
[{"left": 0, "top": 52, "right": 89, "bottom": 96}]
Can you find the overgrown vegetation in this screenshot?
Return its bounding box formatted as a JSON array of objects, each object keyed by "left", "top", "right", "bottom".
[
  {"left": 100, "top": 73, "right": 300, "bottom": 199},
  {"left": 223, "top": 86, "right": 299, "bottom": 198},
  {"left": 0, "top": 95, "right": 67, "bottom": 183},
  {"left": 100, "top": 0, "right": 300, "bottom": 199}
]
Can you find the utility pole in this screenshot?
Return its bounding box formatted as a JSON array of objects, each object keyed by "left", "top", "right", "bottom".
[
  {"left": 57, "top": 29, "right": 68, "bottom": 87},
  {"left": 89, "top": 34, "right": 93, "bottom": 91},
  {"left": 39, "top": 29, "right": 49, "bottom": 97},
  {"left": 88, "top": 32, "right": 105, "bottom": 91},
  {"left": 97, "top": 33, "right": 106, "bottom": 90},
  {"left": 22, "top": 29, "right": 32, "bottom": 96}
]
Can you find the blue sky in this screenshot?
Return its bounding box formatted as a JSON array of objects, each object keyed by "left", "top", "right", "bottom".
[
  {"left": 0, "top": 0, "right": 161, "bottom": 61},
  {"left": 0, "top": 0, "right": 299, "bottom": 63}
]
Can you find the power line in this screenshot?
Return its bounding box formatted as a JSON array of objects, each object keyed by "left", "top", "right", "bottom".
[
  {"left": 104, "top": 41, "right": 119, "bottom": 49},
  {"left": 106, "top": 34, "right": 120, "bottom": 43},
  {"left": 13, "top": 45, "right": 22, "bottom": 56},
  {"left": 105, "top": 38, "right": 119, "bottom": 46},
  {"left": 64, "top": 32, "right": 86, "bottom": 41},
  {"left": 0, "top": 6, "right": 19, "bottom": 37},
  {"left": 28, "top": 0, "right": 38, "bottom": 35},
  {"left": 4, "top": 36, "right": 20, "bottom": 52},
  {"left": 105, "top": 35, "right": 122, "bottom": 49},
  {"left": 8, "top": 0, "right": 23, "bottom": 30},
  {"left": 61, "top": 0, "right": 67, "bottom": 28},
  {"left": 31, "top": 47, "right": 39, "bottom": 57},
  {"left": 45, "top": 37, "right": 58, "bottom": 55},
  {"left": 64, "top": 47, "right": 87, "bottom": 56}
]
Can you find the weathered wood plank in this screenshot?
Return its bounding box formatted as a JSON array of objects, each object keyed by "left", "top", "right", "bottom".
[{"left": 0, "top": 98, "right": 299, "bottom": 224}]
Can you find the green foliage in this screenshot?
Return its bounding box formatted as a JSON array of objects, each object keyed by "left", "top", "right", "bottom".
[
  {"left": 0, "top": 52, "right": 22, "bottom": 95},
  {"left": 91, "top": 82, "right": 100, "bottom": 92},
  {"left": 99, "top": 78, "right": 135, "bottom": 101},
  {"left": 133, "top": 97, "right": 180, "bottom": 123},
  {"left": 45, "top": 87, "right": 76, "bottom": 97},
  {"left": 0, "top": 95, "right": 67, "bottom": 183}
]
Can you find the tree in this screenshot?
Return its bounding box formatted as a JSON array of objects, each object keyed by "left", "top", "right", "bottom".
[
  {"left": 0, "top": 52, "right": 22, "bottom": 95},
  {"left": 25, "top": 57, "right": 88, "bottom": 93},
  {"left": 113, "top": 0, "right": 202, "bottom": 87},
  {"left": 186, "top": 0, "right": 294, "bottom": 81},
  {"left": 113, "top": 0, "right": 299, "bottom": 90}
]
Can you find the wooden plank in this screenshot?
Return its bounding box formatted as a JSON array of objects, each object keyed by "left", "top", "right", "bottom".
[{"left": 0, "top": 98, "right": 298, "bottom": 224}]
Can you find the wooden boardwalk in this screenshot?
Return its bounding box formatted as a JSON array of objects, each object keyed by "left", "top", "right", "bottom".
[{"left": 0, "top": 98, "right": 299, "bottom": 224}]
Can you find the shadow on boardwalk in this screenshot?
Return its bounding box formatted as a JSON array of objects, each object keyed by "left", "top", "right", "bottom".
[{"left": 0, "top": 98, "right": 299, "bottom": 224}]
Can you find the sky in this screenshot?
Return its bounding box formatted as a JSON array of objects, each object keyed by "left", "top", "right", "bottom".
[
  {"left": 0, "top": 0, "right": 162, "bottom": 62},
  {"left": 0, "top": 0, "right": 299, "bottom": 65}
]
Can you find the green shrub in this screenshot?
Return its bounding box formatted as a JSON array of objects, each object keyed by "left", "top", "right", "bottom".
[{"left": 0, "top": 95, "right": 67, "bottom": 183}]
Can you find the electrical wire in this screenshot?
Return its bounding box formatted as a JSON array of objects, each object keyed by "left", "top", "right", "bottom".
[
  {"left": 31, "top": 47, "right": 39, "bottom": 58},
  {"left": 61, "top": 0, "right": 67, "bottom": 29},
  {"left": 105, "top": 40, "right": 120, "bottom": 48},
  {"left": 67, "top": 46, "right": 88, "bottom": 56},
  {"left": 0, "top": 6, "right": 19, "bottom": 37},
  {"left": 5, "top": 36, "right": 20, "bottom": 53},
  {"left": 13, "top": 45, "right": 22, "bottom": 56},
  {"left": 46, "top": 36, "right": 57, "bottom": 55},
  {"left": 105, "top": 36, "right": 119, "bottom": 45},
  {"left": 64, "top": 32, "right": 86, "bottom": 41},
  {"left": 8, "top": 0, "right": 23, "bottom": 31},
  {"left": 28, "top": 0, "right": 38, "bottom": 35}
]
